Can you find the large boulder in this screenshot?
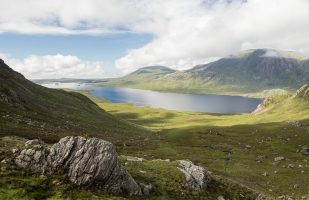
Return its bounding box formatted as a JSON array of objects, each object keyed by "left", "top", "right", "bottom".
[
  {"left": 15, "top": 136, "right": 145, "bottom": 196},
  {"left": 177, "top": 160, "right": 211, "bottom": 190}
]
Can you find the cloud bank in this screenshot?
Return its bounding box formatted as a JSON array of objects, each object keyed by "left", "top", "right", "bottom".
[
  {"left": 1, "top": 0, "right": 309, "bottom": 74},
  {"left": 1, "top": 54, "right": 106, "bottom": 79}
]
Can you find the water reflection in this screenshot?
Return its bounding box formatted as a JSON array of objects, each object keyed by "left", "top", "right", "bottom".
[
  {"left": 92, "top": 87, "right": 262, "bottom": 114},
  {"left": 41, "top": 83, "right": 262, "bottom": 114}
]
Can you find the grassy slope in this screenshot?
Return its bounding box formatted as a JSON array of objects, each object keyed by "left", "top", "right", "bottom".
[
  {"left": 79, "top": 91, "right": 309, "bottom": 199},
  {"left": 0, "top": 60, "right": 149, "bottom": 144},
  {"left": 0, "top": 90, "right": 308, "bottom": 199}
]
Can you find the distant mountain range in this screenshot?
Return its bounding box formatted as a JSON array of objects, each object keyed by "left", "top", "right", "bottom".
[{"left": 99, "top": 49, "right": 309, "bottom": 96}]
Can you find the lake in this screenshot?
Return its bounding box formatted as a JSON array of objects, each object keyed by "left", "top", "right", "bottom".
[{"left": 41, "top": 82, "right": 262, "bottom": 114}]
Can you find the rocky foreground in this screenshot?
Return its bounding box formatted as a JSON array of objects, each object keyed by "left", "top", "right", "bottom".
[
  {"left": 14, "top": 136, "right": 150, "bottom": 196},
  {"left": 12, "top": 136, "right": 212, "bottom": 197}
]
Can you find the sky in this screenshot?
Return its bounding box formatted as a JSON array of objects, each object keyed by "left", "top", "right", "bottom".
[{"left": 0, "top": 0, "right": 309, "bottom": 79}]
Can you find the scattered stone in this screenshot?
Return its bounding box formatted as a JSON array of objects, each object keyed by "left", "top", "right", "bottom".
[
  {"left": 300, "top": 146, "right": 309, "bottom": 156},
  {"left": 262, "top": 172, "right": 267, "bottom": 176},
  {"left": 287, "top": 164, "right": 295, "bottom": 169},
  {"left": 15, "top": 136, "right": 150, "bottom": 196},
  {"left": 245, "top": 145, "right": 252, "bottom": 149},
  {"left": 12, "top": 148, "right": 19, "bottom": 154},
  {"left": 52, "top": 179, "right": 62, "bottom": 186},
  {"left": 293, "top": 184, "right": 298, "bottom": 189},
  {"left": 301, "top": 195, "right": 309, "bottom": 200},
  {"left": 217, "top": 195, "right": 225, "bottom": 200},
  {"left": 177, "top": 160, "right": 211, "bottom": 190},
  {"left": 288, "top": 120, "right": 302, "bottom": 127},
  {"left": 153, "top": 158, "right": 170, "bottom": 162},
  {"left": 274, "top": 156, "right": 285, "bottom": 162},
  {"left": 40, "top": 174, "right": 47, "bottom": 179},
  {"left": 126, "top": 156, "right": 145, "bottom": 162},
  {"left": 139, "top": 183, "right": 153, "bottom": 195}
]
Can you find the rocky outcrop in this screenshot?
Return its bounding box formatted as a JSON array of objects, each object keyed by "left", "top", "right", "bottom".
[
  {"left": 15, "top": 136, "right": 147, "bottom": 196},
  {"left": 252, "top": 97, "right": 272, "bottom": 114},
  {"left": 177, "top": 160, "right": 211, "bottom": 190},
  {"left": 294, "top": 84, "right": 309, "bottom": 100},
  {"left": 15, "top": 139, "right": 47, "bottom": 172}
]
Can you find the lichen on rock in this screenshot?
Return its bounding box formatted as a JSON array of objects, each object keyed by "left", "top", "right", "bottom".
[
  {"left": 15, "top": 136, "right": 149, "bottom": 196},
  {"left": 177, "top": 160, "right": 211, "bottom": 190}
]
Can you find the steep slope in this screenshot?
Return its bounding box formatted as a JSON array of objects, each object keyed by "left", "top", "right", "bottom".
[
  {"left": 98, "top": 49, "right": 309, "bottom": 95},
  {"left": 0, "top": 59, "right": 148, "bottom": 143}
]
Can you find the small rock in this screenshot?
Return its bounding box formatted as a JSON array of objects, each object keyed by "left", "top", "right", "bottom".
[
  {"left": 177, "top": 160, "right": 211, "bottom": 190},
  {"left": 300, "top": 146, "right": 309, "bottom": 156},
  {"left": 52, "top": 179, "right": 62, "bottom": 186},
  {"left": 288, "top": 164, "right": 295, "bottom": 168},
  {"left": 245, "top": 145, "right": 252, "bottom": 149},
  {"left": 217, "top": 195, "right": 225, "bottom": 200},
  {"left": 127, "top": 156, "right": 144, "bottom": 162},
  {"left": 274, "top": 156, "right": 285, "bottom": 162},
  {"left": 140, "top": 183, "right": 153, "bottom": 195},
  {"left": 12, "top": 148, "right": 19, "bottom": 154},
  {"left": 40, "top": 174, "right": 47, "bottom": 179},
  {"left": 262, "top": 172, "right": 267, "bottom": 176}
]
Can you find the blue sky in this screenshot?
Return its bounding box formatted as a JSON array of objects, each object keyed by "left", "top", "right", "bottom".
[
  {"left": 1, "top": 0, "right": 309, "bottom": 79},
  {"left": 0, "top": 33, "right": 152, "bottom": 77}
]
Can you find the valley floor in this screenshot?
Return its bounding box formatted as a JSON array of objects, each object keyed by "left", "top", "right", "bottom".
[{"left": 80, "top": 90, "right": 309, "bottom": 199}]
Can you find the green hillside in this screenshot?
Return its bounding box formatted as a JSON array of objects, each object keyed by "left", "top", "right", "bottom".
[
  {"left": 97, "top": 49, "right": 309, "bottom": 96},
  {"left": 79, "top": 86, "right": 309, "bottom": 199},
  {"left": 0, "top": 59, "right": 148, "bottom": 143}
]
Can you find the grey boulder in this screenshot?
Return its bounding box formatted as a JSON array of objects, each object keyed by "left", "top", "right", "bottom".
[
  {"left": 177, "top": 160, "right": 211, "bottom": 190},
  {"left": 15, "top": 136, "right": 147, "bottom": 196},
  {"left": 15, "top": 139, "right": 46, "bottom": 172}
]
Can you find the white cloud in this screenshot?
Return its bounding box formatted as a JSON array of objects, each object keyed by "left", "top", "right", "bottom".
[
  {"left": 1, "top": 0, "right": 309, "bottom": 73},
  {"left": 1, "top": 54, "right": 106, "bottom": 79},
  {"left": 115, "top": 0, "right": 309, "bottom": 72}
]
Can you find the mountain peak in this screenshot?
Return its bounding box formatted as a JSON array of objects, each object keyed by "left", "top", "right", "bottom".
[
  {"left": 128, "top": 66, "right": 176, "bottom": 77},
  {"left": 238, "top": 49, "right": 309, "bottom": 60}
]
